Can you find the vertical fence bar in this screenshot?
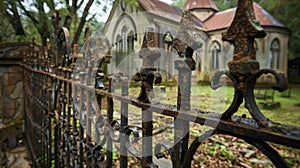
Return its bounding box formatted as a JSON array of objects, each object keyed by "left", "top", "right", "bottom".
[
  {"left": 134, "top": 26, "right": 161, "bottom": 168},
  {"left": 59, "top": 68, "right": 64, "bottom": 167},
  {"left": 62, "top": 68, "right": 67, "bottom": 166},
  {"left": 174, "top": 60, "right": 192, "bottom": 167},
  {"left": 53, "top": 77, "right": 60, "bottom": 168},
  {"left": 79, "top": 72, "right": 86, "bottom": 168},
  {"left": 171, "top": 10, "right": 201, "bottom": 167},
  {"left": 72, "top": 44, "right": 79, "bottom": 167},
  {"left": 66, "top": 68, "right": 72, "bottom": 167},
  {"left": 120, "top": 77, "right": 129, "bottom": 168},
  {"left": 47, "top": 71, "right": 52, "bottom": 168},
  {"left": 106, "top": 76, "right": 114, "bottom": 168},
  {"left": 142, "top": 108, "right": 154, "bottom": 168}
]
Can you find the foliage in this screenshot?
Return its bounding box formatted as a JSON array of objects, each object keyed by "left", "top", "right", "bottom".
[
  {"left": 172, "top": 0, "right": 187, "bottom": 9},
  {"left": 214, "top": 0, "right": 238, "bottom": 10},
  {"left": 0, "top": 12, "right": 15, "bottom": 42},
  {"left": 272, "top": 0, "right": 300, "bottom": 58},
  {"left": 122, "top": 0, "right": 138, "bottom": 7},
  {"left": 0, "top": 0, "right": 113, "bottom": 45}
]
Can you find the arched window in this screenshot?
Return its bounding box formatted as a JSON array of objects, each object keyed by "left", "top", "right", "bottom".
[
  {"left": 128, "top": 31, "right": 134, "bottom": 52},
  {"left": 116, "top": 35, "right": 122, "bottom": 52},
  {"left": 270, "top": 39, "right": 280, "bottom": 69},
  {"left": 121, "top": 26, "right": 128, "bottom": 53},
  {"left": 211, "top": 41, "right": 221, "bottom": 69}
]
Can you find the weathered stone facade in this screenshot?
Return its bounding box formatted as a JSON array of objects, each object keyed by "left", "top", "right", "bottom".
[
  {"left": 0, "top": 42, "right": 32, "bottom": 140},
  {"left": 103, "top": 0, "right": 290, "bottom": 82},
  {"left": 0, "top": 66, "right": 23, "bottom": 122}
]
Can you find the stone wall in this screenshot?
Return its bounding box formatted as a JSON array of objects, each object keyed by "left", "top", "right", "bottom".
[
  {"left": 0, "top": 42, "right": 30, "bottom": 140},
  {"left": 0, "top": 66, "right": 23, "bottom": 123}
]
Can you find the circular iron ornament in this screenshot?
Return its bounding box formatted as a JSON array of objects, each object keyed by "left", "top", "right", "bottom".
[{"left": 57, "top": 27, "right": 71, "bottom": 67}]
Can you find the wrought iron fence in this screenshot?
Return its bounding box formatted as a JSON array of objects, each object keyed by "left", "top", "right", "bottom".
[{"left": 23, "top": 0, "right": 300, "bottom": 167}]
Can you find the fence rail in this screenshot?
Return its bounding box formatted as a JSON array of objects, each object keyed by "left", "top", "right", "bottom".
[{"left": 23, "top": 0, "right": 300, "bottom": 167}]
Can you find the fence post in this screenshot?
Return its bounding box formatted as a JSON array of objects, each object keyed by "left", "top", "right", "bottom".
[
  {"left": 106, "top": 76, "right": 114, "bottom": 168},
  {"left": 134, "top": 26, "right": 161, "bottom": 168},
  {"left": 120, "top": 76, "right": 129, "bottom": 168},
  {"left": 172, "top": 11, "right": 203, "bottom": 167}
]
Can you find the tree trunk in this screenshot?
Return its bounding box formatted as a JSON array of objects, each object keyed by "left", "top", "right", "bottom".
[
  {"left": 72, "top": 0, "right": 94, "bottom": 45},
  {"left": 4, "top": 1, "right": 26, "bottom": 39}
]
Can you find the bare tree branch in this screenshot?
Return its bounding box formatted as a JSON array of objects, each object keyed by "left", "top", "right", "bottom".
[
  {"left": 17, "top": 0, "right": 38, "bottom": 24},
  {"left": 2, "top": 0, "right": 26, "bottom": 36},
  {"left": 65, "top": 0, "right": 71, "bottom": 11},
  {"left": 77, "top": 0, "right": 85, "bottom": 10},
  {"left": 45, "top": 0, "right": 55, "bottom": 11},
  {"left": 72, "top": 0, "right": 94, "bottom": 45},
  {"left": 87, "top": 13, "right": 96, "bottom": 22}
]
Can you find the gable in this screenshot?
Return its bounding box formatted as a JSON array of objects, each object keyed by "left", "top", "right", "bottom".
[{"left": 203, "top": 2, "right": 288, "bottom": 32}]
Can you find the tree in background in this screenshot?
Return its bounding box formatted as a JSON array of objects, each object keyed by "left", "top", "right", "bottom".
[
  {"left": 0, "top": 0, "right": 26, "bottom": 41},
  {"left": 0, "top": 0, "right": 113, "bottom": 46},
  {"left": 273, "top": 0, "right": 300, "bottom": 59},
  {"left": 0, "top": 11, "right": 15, "bottom": 42},
  {"left": 172, "top": 0, "right": 186, "bottom": 8}
]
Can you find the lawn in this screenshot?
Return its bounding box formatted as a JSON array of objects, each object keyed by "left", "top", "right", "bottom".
[
  {"left": 143, "top": 83, "right": 300, "bottom": 127},
  {"left": 115, "top": 82, "right": 300, "bottom": 167}
]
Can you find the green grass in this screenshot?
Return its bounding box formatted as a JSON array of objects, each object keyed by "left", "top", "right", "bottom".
[
  {"left": 127, "top": 83, "right": 300, "bottom": 127},
  {"left": 109, "top": 82, "right": 300, "bottom": 167}
]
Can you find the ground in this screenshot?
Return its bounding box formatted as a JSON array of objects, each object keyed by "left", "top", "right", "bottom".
[{"left": 1, "top": 83, "right": 300, "bottom": 167}]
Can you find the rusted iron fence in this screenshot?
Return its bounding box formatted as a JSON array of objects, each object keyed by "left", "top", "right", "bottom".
[{"left": 23, "top": 0, "right": 299, "bottom": 167}]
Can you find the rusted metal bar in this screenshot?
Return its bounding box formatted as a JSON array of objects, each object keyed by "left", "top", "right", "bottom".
[
  {"left": 71, "top": 45, "right": 80, "bottom": 166},
  {"left": 106, "top": 76, "right": 114, "bottom": 168},
  {"left": 79, "top": 69, "right": 85, "bottom": 168},
  {"left": 120, "top": 76, "right": 129, "bottom": 168},
  {"left": 134, "top": 26, "right": 161, "bottom": 168},
  {"left": 23, "top": 63, "right": 300, "bottom": 149},
  {"left": 171, "top": 10, "right": 203, "bottom": 167}
]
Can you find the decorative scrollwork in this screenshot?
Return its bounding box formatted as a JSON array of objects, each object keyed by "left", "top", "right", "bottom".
[
  {"left": 211, "top": 0, "right": 288, "bottom": 127},
  {"left": 218, "top": 130, "right": 290, "bottom": 168},
  {"left": 86, "top": 143, "right": 105, "bottom": 167},
  {"left": 123, "top": 126, "right": 139, "bottom": 143},
  {"left": 154, "top": 142, "right": 176, "bottom": 166},
  {"left": 123, "top": 127, "right": 141, "bottom": 160},
  {"left": 57, "top": 27, "right": 71, "bottom": 67},
  {"left": 110, "top": 120, "right": 121, "bottom": 142},
  {"left": 182, "top": 130, "right": 215, "bottom": 167}
]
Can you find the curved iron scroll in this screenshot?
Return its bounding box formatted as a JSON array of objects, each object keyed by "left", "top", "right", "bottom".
[
  {"left": 211, "top": 0, "right": 288, "bottom": 127},
  {"left": 155, "top": 142, "right": 176, "bottom": 166},
  {"left": 181, "top": 130, "right": 290, "bottom": 167},
  {"left": 57, "top": 27, "right": 71, "bottom": 67}
]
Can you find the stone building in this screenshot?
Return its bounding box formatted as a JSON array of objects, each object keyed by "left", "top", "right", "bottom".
[{"left": 102, "top": 0, "right": 290, "bottom": 82}]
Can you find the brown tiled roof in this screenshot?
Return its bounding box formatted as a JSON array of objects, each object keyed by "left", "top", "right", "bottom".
[
  {"left": 139, "top": 0, "right": 181, "bottom": 16},
  {"left": 138, "top": 0, "right": 204, "bottom": 28},
  {"left": 184, "top": 0, "right": 219, "bottom": 11},
  {"left": 203, "top": 8, "right": 235, "bottom": 31},
  {"left": 203, "top": 2, "right": 287, "bottom": 31}
]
